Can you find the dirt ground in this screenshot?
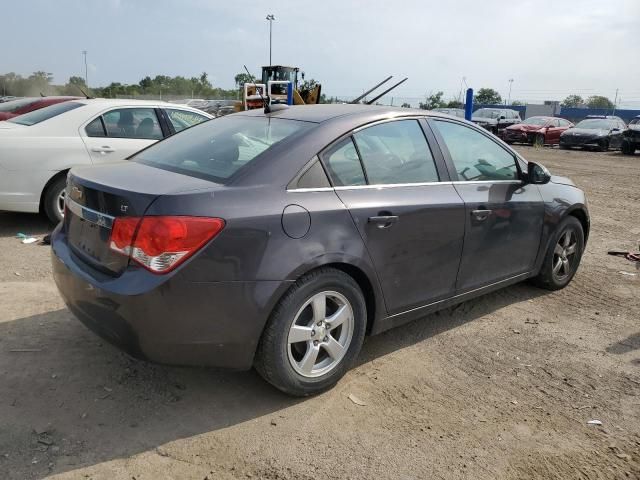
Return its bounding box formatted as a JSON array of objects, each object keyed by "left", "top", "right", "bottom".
[{"left": 1, "top": 146, "right": 639, "bottom": 480}]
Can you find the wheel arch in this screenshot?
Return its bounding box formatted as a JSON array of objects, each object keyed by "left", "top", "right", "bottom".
[
  {"left": 566, "top": 206, "right": 590, "bottom": 244},
  {"left": 276, "top": 256, "right": 385, "bottom": 337},
  {"left": 39, "top": 169, "right": 70, "bottom": 213}
]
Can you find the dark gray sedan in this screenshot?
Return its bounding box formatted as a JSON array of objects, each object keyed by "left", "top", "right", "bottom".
[{"left": 52, "top": 105, "right": 589, "bottom": 396}]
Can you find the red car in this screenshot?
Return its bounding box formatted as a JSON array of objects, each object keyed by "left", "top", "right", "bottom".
[
  {"left": 503, "top": 116, "right": 574, "bottom": 146},
  {"left": 0, "top": 96, "right": 81, "bottom": 121}
]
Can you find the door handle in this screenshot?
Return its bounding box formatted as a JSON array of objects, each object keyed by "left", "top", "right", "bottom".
[
  {"left": 471, "top": 209, "right": 492, "bottom": 221},
  {"left": 368, "top": 215, "right": 399, "bottom": 229},
  {"left": 91, "top": 146, "right": 115, "bottom": 153}
]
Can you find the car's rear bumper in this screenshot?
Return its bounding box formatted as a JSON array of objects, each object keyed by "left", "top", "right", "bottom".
[{"left": 51, "top": 225, "right": 291, "bottom": 370}]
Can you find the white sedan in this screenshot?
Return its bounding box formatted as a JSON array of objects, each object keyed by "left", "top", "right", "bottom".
[{"left": 0, "top": 99, "right": 213, "bottom": 222}]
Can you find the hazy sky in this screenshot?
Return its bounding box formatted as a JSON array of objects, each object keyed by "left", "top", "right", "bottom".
[{"left": 3, "top": 0, "right": 640, "bottom": 106}]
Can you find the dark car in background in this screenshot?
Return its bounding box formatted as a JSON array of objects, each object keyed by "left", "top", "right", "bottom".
[
  {"left": 471, "top": 108, "right": 521, "bottom": 135},
  {"left": 0, "top": 96, "right": 80, "bottom": 120},
  {"left": 504, "top": 116, "right": 573, "bottom": 146},
  {"left": 559, "top": 116, "right": 627, "bottom": 151},
  {"left": 621, "top": 116, "right": 640, "bottom": 155},
  {"left": 51, "top": 105, "right": 589, "bottom": 396},
  {"left": 432, "top": 107, "right": 465, "bottom": 118}
]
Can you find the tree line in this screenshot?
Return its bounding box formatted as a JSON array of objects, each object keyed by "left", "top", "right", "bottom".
[
  {"left": 0, "top": 71, "right": 251, "bottom": 99},
  {"left": 0, "top": 71, "right": 615, "bottom": 109}
]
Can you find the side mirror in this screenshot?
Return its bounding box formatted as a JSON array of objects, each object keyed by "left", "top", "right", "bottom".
[
  {"left": 527, "top": 162, "right": 551, "bottom": 185},
  {"left": 499, "top": 115, "right": 506, "bottom": 120}
]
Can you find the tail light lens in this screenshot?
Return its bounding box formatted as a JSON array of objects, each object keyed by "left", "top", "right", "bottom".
[{"left": 109, "top": 216, "right": 225, "bottom": 274}]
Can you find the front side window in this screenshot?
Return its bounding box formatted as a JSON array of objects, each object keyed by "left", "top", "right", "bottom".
[
  {"left": 135, "top": 116, "right": 312, "bottom": 183},
  {"left": 165, "top": 108, "right": 209, "bottom": 133},
  {"left": 322, "top": 137, "right": 366, "bottom": 187},
  {"left": 432, "top": 120, "right": 519, "bottom": 181},
  {"left": 102, "top": 108, "right": 163, "bottom": 140},
  {"left": 353, "top": 120, "right": 439, "bottom": 184}
]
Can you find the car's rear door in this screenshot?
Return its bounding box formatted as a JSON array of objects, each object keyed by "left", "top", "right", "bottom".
[
  {"left": 81, "top": 107, "right": 165, "bottom": 164},
  {"left": 320, "top": 118, "right": 465, "bottom": 314},
  {"left": 429, "top": 118, "right": 544, "bottom": 292}
]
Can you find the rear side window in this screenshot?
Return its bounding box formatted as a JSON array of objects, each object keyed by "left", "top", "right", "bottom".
[
  {"left": 102, "top": 108, "right": 163, "bottom": 140},
  {"left": 353, "top": 120, "right": 439, "bottom": 184},
  {"left": 291, "top": 159, "right": 331, "bottom": 189},
  {"left": 165, "top": 108, "right": 209, "bottom": 133},
  {"left": 134, "top": 116, "right": 312, "bottom": 183},
  {"left": 7, "top": 102, "right": 84, "bottom": 126},
  {"left": 432, "top": 120, "right": 518, "bottom": 181},
  {"left": 85, "top": 117, "right": 106, "bottom": 137},
  {"left": 322, "top": 137, "right": 366, "bottom": 187}
]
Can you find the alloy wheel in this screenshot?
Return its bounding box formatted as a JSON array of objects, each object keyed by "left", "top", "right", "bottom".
[
  {"left": 552, "top": 230, "right": 578, "bottom": 281},
  {"left": 57, "top": 190, "right": 66, "bottom": 219},
  {"left": 287, "top": 291, "right": 354, "bottom": 378}
]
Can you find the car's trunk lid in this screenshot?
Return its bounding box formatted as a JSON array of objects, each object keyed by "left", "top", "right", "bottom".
[{"left": 65, "top": 161, "right": 218, "bottom": 276}]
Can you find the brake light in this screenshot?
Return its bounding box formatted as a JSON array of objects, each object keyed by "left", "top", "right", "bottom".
[{"left": 109, "top": 216, "right": 225, "bottom": 273}]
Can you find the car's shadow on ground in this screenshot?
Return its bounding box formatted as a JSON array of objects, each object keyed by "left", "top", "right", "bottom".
[
  {"left": 0, "top": 211, "right": 53, "bottom": 238},
  {"left": 0, "top": 280, "right": 548, "bottom": 478}
]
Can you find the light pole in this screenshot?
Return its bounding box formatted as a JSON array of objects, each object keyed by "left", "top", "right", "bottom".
[
  {"left": 266, "top": 14, "right": 275, "bottom": 66},
  {"left": 507, "top": 78, "right": 514, "bottom": 105},
  {"left": 82, "top": 50, "right": 88, "bottom": 89}
]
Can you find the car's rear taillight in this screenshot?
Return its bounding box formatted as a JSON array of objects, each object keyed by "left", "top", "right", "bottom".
[{"left": 109, "top": 216, "right": 225, "bottom": 274}]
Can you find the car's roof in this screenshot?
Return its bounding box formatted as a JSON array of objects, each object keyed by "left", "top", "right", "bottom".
[
  {"left": 73, "top": 98, "right": 178, "bottom": 107},
  {"left": 235, "top": 104, "right": 446, "bottom": 124}
]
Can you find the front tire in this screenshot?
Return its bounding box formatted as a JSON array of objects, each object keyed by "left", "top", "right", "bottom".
[
  {"left": 531, "top": 216, "right": 584, "bottom": 291},
  {"left": 255, "top": 268, "right": 367, "bottom": 396},
  {"left": 533, "top": 133, "right": 545, "bottom": 148},
  {"left": 598, "top": 139, "right": 609, "bottom": 152},
  {"left": 43, "top": 176, "right": 67, "bottom": 224},
  {"left": 621, "top": 140, "right": 636, "bottom": 155}
]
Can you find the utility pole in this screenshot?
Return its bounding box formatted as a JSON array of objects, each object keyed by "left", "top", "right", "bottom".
[
  {"left": 507, "top": 78, "right": 514, "bottom": 105},
  {"left": 612, "top": 88, "right": 619, "bottom": 115},
  {"left": 82, "top": 50, "right": 88, "bottom": 89},
  {"left": 266, "top": 14, "right": 275, "bottom": 66}
]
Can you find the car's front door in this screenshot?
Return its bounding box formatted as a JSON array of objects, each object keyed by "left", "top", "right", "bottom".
[
  {"left": 81, "top": 107, "right": 165, "bottom": 164},
  {"left": 320, "top": 119, "right": 466, "bottom": 314},
  {"left": 429, "top": 118, "right": 545, "bottom": 292},
  {"left": 610, "top": 121, "right": 626, "bottom": 148},
  {"left": 544, "top": 118, "right": 559, "bottom": 143}
]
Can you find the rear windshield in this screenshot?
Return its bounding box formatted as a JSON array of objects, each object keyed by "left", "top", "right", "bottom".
[
  {"left": 8, "top": 101, "right": 84, "bottom": 126},
  {"left": 134, "top": 115, "right": 312, "bottom": 183},
  {"left": 0, "top": 98, "right": 38, "bottom": 113},
  {"left": 574, "top": 119, "right": 615, "bottom": 129}
]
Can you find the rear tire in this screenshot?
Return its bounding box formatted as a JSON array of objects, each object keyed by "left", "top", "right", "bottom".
[
  {"left": 531, "top": 216, "right": 584, "bottom": 291},
  {"left": 43, "top": 176, "right": 67, "bottom": 224},
  {"left": 255, "top": 268, "right": 367, "bottom": 397}
]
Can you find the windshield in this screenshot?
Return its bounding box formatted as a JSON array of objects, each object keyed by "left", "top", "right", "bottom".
[
  {"left": 522, "top": 117, "right": 548, "bottom": 126},
  {"left": 630, "top": 118, "right": 640, "bottom": 126},
  {"left": 134, "top": 115, "right": 313, "bottom": 183},
  {"left": 0, "top": 98, "right": 38, "bottom": 113},
  {"left": 8, "top": 101, "right": 84, "bottom": 126},
  {"left": 474, "top": 109, "right": 502, "bottom": 119},
  {"left": 574, "top": 119, "right": 615, "bottom": 129}
]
